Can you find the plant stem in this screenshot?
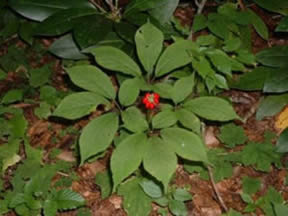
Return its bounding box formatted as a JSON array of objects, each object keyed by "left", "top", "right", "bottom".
[
  {"left": 187, "top": 0, "right": 208, "bottom": 40},
  {"left": 207, "top": 166, "right": 228, "bottom": 212}
]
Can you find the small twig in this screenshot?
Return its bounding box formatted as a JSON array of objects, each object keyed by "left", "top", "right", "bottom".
[
  {"left": 196, "top": 0, "right": 207, "bottom": 14},
  {"left": 89, "top": 0, "right": 106, "bottom": 13},
  {"left": 105, "top": 0, "right": 115, "bottom": 12},
  {"left": 208, "top": 166, "right": 228, "bottom": 212},
  {"left": 10, "top": 103, "right": 38, "bottom": 109},
  {"left": 238, "top": 0, "right": 246, "bottom": 10}
]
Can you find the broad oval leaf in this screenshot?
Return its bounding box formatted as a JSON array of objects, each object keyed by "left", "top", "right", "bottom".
[
  {"left": 118, "top": 78, "right": 140, "bottom": 106},
  {"left": 149, "top": 0, "right": 179, "bottom": 24},
  {"left": 176, "top": 109, "right": 201, "bottom": 134},
  {"left": 53, "top": 189, "right": 85, "bottom": 210},
  {"left": 74, "top": 14, "right": 114, "bottom": 49},
  {"left": 152, "top": 110, "right": 177, "bottom": 129},
  {"left": 155, "top": 40, "right": 196, "bottom": 77},
  {"left": 53, "top": 92, "right": 108, "bottom": 120},
  {"left": 248, "top": 9, "right": 269, "bottom": 40},
  {"left": 172, "top": 75, "right": 194, "bottom": 104},
  {"left": 256, "top": 46, "right": 288, "bottom": 68},
  {"left": 276, "top": 128, "right": 288, "bottom": 153},
  {"left": 111, "top": 133, "right": 148, "bottom": 190},
  {"left": 49, "top": 34, "right": 87, "bottom": 60},
  {"left": 152, "top": 82, "right": 173, "bottom": 99},
  {"left": 161, "top": 128, "right": 208, "bottom": 163},
  {"left": 264, "top": 68, "right": 288, "bottom": 93},
  {"left": 121, "top": 107, "right": 148, "bottom": 133},
  {"left": 135, "top": 22, "right": 163, "bottom": 74},
  {"left": 276, "top": 16, "right": 288, "bottom": 32},
  {"left": 88, "top": 46, "right": 141, "bottom": 77},
  {"left": 35, "top": 8, "right": 97, "bottom": 36},
  {"left": 67, "top": 65, "right": 115, "bottom": 99},
  {"left": 9, "top": 0, "right": 94, "bottom": 21},
  {"left": 79, "top": 112, "right": 118, "bottom": 164},
  {"left": 143, "top": 137, "right": 177, "bottom": 191},
  {"left": 139, "top": 179, "right": 163, "bottom": 198},
  {"left": 184, "top": 96, "right": 239, "bottom": 121}
]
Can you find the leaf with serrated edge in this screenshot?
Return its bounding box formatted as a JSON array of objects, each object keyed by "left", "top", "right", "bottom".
[
  {"left": 143, "top": 137, "right": 177, "bottom": 191},
  {"left": 88, "top": 46, "right": 141, "bottom": 77},
  {"left": 67, "top": 65, "right": 115, "bottom": 99},
  {"left": 161, "top": 128, "right": 208, "bottom": 163},
  {"left": 118, "top": 178, "right": 152, "bottom": 216},
  {"left": 80, "top": 113, "right": 118, "bottom": 165},
  {"left": 53, "top": 92, "right": 109, "bottom": 120},
  {"left": 53, "top": 189, "right": 85, "bottom": 210}
]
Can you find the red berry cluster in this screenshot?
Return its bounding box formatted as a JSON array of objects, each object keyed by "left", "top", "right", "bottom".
[{"left": 142, "top": 93, "right": 160, "bottom": 109}]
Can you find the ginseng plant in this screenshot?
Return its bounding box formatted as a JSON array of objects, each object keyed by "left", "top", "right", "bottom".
[{"left": 52, "top": 21, "right": 239, "bottom": 193}]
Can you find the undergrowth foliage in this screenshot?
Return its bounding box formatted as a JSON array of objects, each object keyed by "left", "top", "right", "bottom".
[{"left": 52, "top": 21, "right": 240, "bottom": 192}]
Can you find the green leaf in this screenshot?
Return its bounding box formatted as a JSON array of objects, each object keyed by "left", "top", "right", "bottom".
[
  {"left": 143, "top": 137, "right": 177, "bottom": 191},
  {"left": 168, "top": 200, "right": 187, "bottom": 216},
  {"left": 257, "top": 187, "right": 284, "bottom": 215},
  {"left": 124, "top": 0, "right": 163, "bottom": 16},
  {"left": 276, "top": 128, "right": 288, "bottom": 153},
  {"left": 149, "top": 0, "right": 179, "bottom": 24},
  {"left": 276, "top": 16, "right": 288, "bottom": 32},
  {"left": 9, "top": 114, "right": 28, "bottom": 138},
  {"left": 184, "top": 96, "right": 239, "bottom": 121},
  {"left": 235, "top": 50, "right": 256, "bottom": 65},
  {"left": 264, "top": 68, "right": 288, "bottom": 93},
  {"left": 35, "top": 102, "right": 51, "bottom": 119},
  {"left": 118, "top": 178, "right": 152, "bottom": 216},
  {"left": 95, "top": 171, "right": 113, "bottom": 199},
  {"left": 42, "top": 198, "right": 58, "bottom": 213},
  {"left": 0, "top": 69, "right": 6, "bottom": 80},
  {"left": 191, "top": 56, "right": 214, "bottom": 79},
  {"left": 29, "top": 64, "right": 51, "bottom": 88},
  {"left": 115, "top": 22, "right": 137, "bottom": 43},
  {"left": 256, "top": 94, "right": 288, "bottom": 120},
  {"left": 248, "top": 9, "right": 268, "bottom": 40},
  {"left": 79, "top": 112, "right": 118, "bottom": 164},
  {"left": 161, "top": 128, "right": 208, "bottom": 163},
  {"left": 196, "top": 35, "right": 217, "bottom": 46},
  {"left": 173, "top": 188, "right": 192, "bottom": 202},
  {"left": 218, "top": 123, "right": 247, "bottom": 148},
  {"left": 74, "top": 14, "right": 114, "bottom": 49},
  {"left": 241, "top": 193, "right": 253, "bottom": 204},
  {"left": 222, "top": 209, "right": 243, "bottom": 216},
  {"left": 206, "top": 49, "right": 232, "bottom": 75},
  {"left": 52, "top": 189, "right": 85, "bottom": 210},
  {"left": 241, "top": 140, "right": 282, "bottom": 172},
  {"left": 152, "top": 82, "right": 173, "bottom": 99},
  {"left": 118, "top": 78, "right": 140, "bottom": 106},
  {"left": 135, "top": 22, "right": 163, "bottom": 74},
  {"left": 121, "top": 107, "right": 148, "bottom": 133},
  {"left": 19, "top": 21, "right": 37, "bottom": 45},
  {"left": 223, "top": 38, "right": 242, "bottom": 52},
  {"left": 253, "top": 0, "right": 288, "bottom": 15},
  {"left": 274, "top": 204, "right": 288, "bottom": 216},
  {"left": 53, "top": 92, "right": 108, "bottom": 120},
  {"left": 67, "top": 65, "right": 115, "bottom": 99},
  {"left": 176, "top": 109, "right": 201, "bottom": 134},
  {"left": 2, "top": 153, "right": 21, "bottom": 173},
  {"left": 256, "top": 46, "right": 288, "bottom": 68},
  {"left": 89, "top": 46, "right": 141, "bottom": 77},
  {"left": 192, "top": 14, "right": 207, "bottom": 33},
  {"left": 1, "top": 89, "right": 23, "bottom": 104},
  {"left": 155, "top": 40, "right": 196, "bottom": 77},
  {"left": 242, "top": 176, "right": 261, "bottom": 195},
  {"left": 111, "top": 133, "right": 147, "bottom": 190},
  {"left": 9, "top": 0, "right": 94, "bottom": 21},
  {"left": 49, "top": 34, "right": 88, "bottom": 60},
  {"left": 152, "top": 110, "right": 177, "bottom": 129},
  {"left": 207, "top": 13, "right": 230, "bottom": 39},
  {"left": 230, "top": 66, "right": 270, "bottom": 91},
  {"left": 139, "top": 179, "right": 163, "bottom": 199},
  {"left": 172, "top": 75, "right": 194, "bottom": 104},
  {"left": 35, "top": 8, "right": 97, "bottom": 36}
]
